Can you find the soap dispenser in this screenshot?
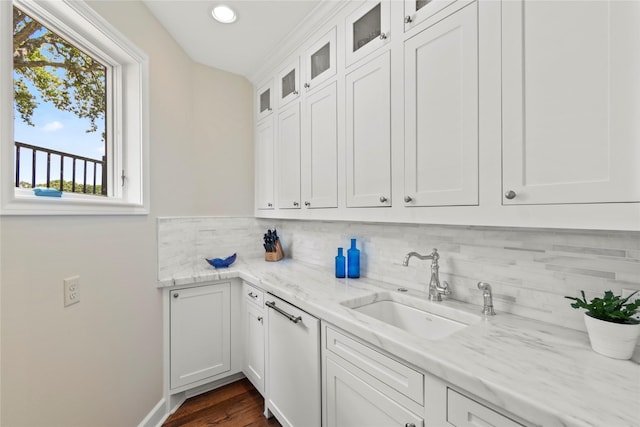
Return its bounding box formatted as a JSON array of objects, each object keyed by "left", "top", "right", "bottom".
[
  {"left": 347, "top": 238, "right": 360, "bottom": 278},
  {"left": 335, "top": 248, "right": 346, "bottom": 278}
]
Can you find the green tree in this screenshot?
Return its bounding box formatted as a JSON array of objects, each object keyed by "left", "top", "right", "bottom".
[{"left": 13, "top": 6, "right": 106, "bottom": 133}]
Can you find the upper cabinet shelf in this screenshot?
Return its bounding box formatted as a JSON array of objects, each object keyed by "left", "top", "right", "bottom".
[
  {"left": 345, "top": 1, "right": 391, "bottom": 67},
  {"left": 303, "top": 27, "right": 337, "bottom": 92},
  {"left": 256, "top": 79, "right": 273, "bottom": 122},
  {"left": 278, "top": 58, "right": 300, "bottom": 108}
]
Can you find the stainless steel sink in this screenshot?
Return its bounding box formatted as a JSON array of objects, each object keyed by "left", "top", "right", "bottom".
[{"left": 341, "top": 291, "right": 481, "bottom": 340}]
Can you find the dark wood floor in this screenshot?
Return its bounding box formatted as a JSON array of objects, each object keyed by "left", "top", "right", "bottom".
[{"left": 163, "top": 378, "right": 282, "bottom": 427}]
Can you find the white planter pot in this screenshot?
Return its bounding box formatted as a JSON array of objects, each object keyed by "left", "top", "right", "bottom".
[{"left": 584, "top": 313, "right": 640, "bottom": 360}]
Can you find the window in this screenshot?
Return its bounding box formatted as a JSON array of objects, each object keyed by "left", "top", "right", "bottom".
[{"left": 0, "top": 0, "right": 149, "bottom": 215}]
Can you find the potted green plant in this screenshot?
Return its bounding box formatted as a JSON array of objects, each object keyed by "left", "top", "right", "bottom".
[{"left": 565, "top": 290, "right": 640, "bottom": 360}]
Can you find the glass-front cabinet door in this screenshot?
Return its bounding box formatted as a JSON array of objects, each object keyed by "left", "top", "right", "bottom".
[
  {"left": 303, "top": 27, "right": 337, "bottom": 92},
  {"left": 256, "top": 79, "right": 273, "bottom": 122},
  {"left": 345, "top": 1, "right": 391, "bottom": 66},
  {"left": 278, "top": 58, "right": 300, "bottom": 108},
  {"left": 403, "top": 0, "right": 471, "bottom": 32}
]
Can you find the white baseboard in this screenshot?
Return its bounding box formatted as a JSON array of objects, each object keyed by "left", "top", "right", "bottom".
[{"left": 137, "top": 398, "right": 168, "bottom": 427}]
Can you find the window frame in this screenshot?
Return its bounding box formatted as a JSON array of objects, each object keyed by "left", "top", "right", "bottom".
[{"left": 0, "top": 0, "right": 149, "bottom": 215}]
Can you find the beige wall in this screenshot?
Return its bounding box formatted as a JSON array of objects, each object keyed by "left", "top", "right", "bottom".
[{"left": 0, "top": 1, "right": 254, "bottom": 426}]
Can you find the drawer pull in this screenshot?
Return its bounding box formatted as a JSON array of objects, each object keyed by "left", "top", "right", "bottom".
[
  {"left": 248, "top": 292, "right": 258, "bottom": 299},
  {"left": 266, "top": 300, "right": 302, "bottom": 324}
]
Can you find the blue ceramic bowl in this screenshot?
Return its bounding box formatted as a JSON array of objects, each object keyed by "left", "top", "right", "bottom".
[{"left": 205, "top": 253, "right": 237, "bottom": 269}]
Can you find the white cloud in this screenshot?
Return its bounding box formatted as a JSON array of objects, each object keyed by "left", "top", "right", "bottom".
[{"left": 42, "top": 121, "right": 64, "bottom": 132}]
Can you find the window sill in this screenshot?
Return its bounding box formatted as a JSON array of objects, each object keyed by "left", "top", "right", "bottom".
[{"left": 1, "top": 189, "right": 148, "bottom": 216}]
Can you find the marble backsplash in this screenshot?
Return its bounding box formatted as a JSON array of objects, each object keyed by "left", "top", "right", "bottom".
[{"left": 158, "top": 216, "right": 640, "bottom": 331}]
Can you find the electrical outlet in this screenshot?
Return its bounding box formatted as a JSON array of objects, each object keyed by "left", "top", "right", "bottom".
[{"left": 64, "top": 276, "right": 80, "bottom": 307}]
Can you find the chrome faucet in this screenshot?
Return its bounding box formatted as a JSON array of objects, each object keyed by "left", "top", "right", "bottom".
[
  {"left": 402, "top": 248, "right": 450, "bottom": 301},
  {"left": 477, "top": 282, "right": 496, "bottom": 316}
]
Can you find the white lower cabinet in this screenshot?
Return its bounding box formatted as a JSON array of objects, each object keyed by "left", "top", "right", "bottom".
[
  {"left": 242, "top": 282, "right": 266, "bottom": 395},
  {"left": 266, "top": 295, "right": 321, "bottom": 427},
  {"left": 447, "top": 389, "right": 525, "bottom": 427},
  {"left": 323, "top": 325, "right": 424, "bottom": 427},
  {"left": 325, "top": 357, "right": 423, "bottom": 427},
  {"left": 169, "top": 282, "right": 231, "bottom": 389}
]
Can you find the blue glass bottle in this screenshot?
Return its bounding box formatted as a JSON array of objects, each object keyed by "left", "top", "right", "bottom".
[
  {"left": 347, "top": 238, "right": 360, "bottom": 278},
  {"left": 335, "top": 247, "right": 346, "bottom": 278}
]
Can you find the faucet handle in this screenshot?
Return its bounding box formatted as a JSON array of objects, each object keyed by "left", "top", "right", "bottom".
[{"left": 441, "top": 280, "right": 450, "bottom": 295}]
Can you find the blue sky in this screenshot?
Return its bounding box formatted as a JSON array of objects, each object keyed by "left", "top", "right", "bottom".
[{"left": 13, "top": 79, "right": 105, "bottom": 186}]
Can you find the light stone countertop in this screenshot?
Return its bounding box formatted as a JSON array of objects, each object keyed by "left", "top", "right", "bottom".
[{"left": 158, "top": 258, "right": 640, "bottom": 427}]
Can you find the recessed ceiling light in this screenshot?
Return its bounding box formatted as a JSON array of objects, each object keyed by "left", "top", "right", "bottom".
[{"left": 211, "top": 5, "right": 236, "bottom": 24}]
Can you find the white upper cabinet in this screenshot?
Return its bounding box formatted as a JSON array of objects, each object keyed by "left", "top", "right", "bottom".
[
  {"left": 256, "top": 79, "right": 273, "bottom": 122},
  {"left": 303, "top": 27, "right": 337, "bottom": 92},
  {"left": 278, "top": 58, "right": 301, "bottom": 108},
  {"left": 256, "top": 117, "right": 275, "bottom": 210},
  {"left": 346, "top": 51, "right": 391, "bottom": 208},
  {"left": 404, "top": 2, "right": 478, "bottom": 207},
  {"left": 277, "top": 103, "right": 301, "bottom": 209},
  {"left": 345, "top": 1, "right": 391, "bottom": 67},
  {"left": 403, "top": 0, "right": 471, "bottom": 32},
  {"left": 502, "top": 0, "right": 640, "bottom": 205},
  {"left": 302, "top": 81, "right": 338, "bottom": 209}
]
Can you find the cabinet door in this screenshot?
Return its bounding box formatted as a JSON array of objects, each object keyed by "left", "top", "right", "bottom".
[
  {"left": 266, "top": 296, "right": 321, "bottom": 427},
  {"left": 304, "top": 27, "right": 337, "bottom": 92},
  {"left": 403, "top": 0, "right": 470, "bottom": 32},
  {"left": 502, "top": 0, "right": 640, "bottom": 205},
  {"left": 256, "top": 117, "right": 275, "bottom": 209},
  {"left": 277, "top": 103, "right": 301, "bottom": 209},
  {"left": 302, "top": 81, "right": 338, "bottom": 209},
  {"left": 346, "top": 51, "right": 391, "bottom": 207},
  {"left": 256, "top": 79, "right": 274, "bottom": 122},
  {"left": 243, "top": 302, "right": 265, "bottom": 394},
  {"left": 447, "top": 389, "right": 525, "bottom": 427},
  {"left": 404, "top": 2, "right": 478, "bottom": 207},
  {"left": 346, "top": 1, "right": 391, "bottom": 66},
  {"left": 170, "top": 283, "right": 231, "bottom": 389},
  {"left": 278, "top": 58, "right": 300, "bottom": 108},
  {"left": 325, "top": 356, "right": 424, "bottom": 427}
]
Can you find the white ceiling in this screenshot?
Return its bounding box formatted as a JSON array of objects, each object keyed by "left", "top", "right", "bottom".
[{"left": 142, "top": 0, "right": 323, "bottom": 81}]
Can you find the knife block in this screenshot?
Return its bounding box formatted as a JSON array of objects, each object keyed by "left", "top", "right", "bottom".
[{"left": 265, "top": 240, "right": 284, "bottom": 262}]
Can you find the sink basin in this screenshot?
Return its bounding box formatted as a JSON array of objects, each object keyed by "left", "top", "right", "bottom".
[{"left": 341, "top": 292, "right": 481, "bottom": 340}]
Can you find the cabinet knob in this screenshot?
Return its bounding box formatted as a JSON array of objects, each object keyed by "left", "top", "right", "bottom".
[
  {"left": 304, "top": 201, "right": 311, "bottom": 207},
  {"left": 293, "top": 201, "right": 299, "bottom": 207},
  {"left": 173, "top": 293, "right": 179, "bottom": 298},
  {"left": 379, "top": 32, "right": 387, "bottom": 40},
  {"left": 304, "top": 83, "right": 310, "bottom": 89},
  {"left": 267, "top": 202, "right": 273, "bottom": 207},
  {"left": 404, "top": 15, "right": 412, "bottom": 24},
  {"left": 293, "top": 90, "right": 299, "bottom": 95},
  {"left": 257, "top": 316, "right": 263, "bottom": 323},
  {"left": 404, "top": 196, "right": 413, "bottom": 203},
  {"left": 379, "top": 196, "right": 388, "bottom": 203},
  {"left": 504, "top": 190, "right": 517, "bottom": 200}
]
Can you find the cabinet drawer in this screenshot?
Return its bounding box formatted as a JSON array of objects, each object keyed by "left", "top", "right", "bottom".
[
  {"left": 447, "top": 389, "right": 525, "bottom": 427},
  {"left": 325, "top": 326, "right": 423, "bottom": 404},
  {"left": 243, "top": 282, "right": 264, "bottom": 307}
]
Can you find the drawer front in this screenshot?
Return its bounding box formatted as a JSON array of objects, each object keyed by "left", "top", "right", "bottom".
[
  {"left": 325, "top": 326, "right": 424, "bottom": 404},
  {"left": 243, "top": 282, "right": 264, "bottom": 307},
  {"left": 447, "top": 389, "right": 525, "bottom": 427}
]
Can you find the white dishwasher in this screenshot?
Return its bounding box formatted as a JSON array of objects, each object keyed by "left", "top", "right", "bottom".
[{"left": 265, "top": 294, "right": 321, "bottom": 427}]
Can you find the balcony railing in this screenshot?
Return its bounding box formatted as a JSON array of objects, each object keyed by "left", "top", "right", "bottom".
[{"left": 14, "top": 141, "right": 106, "bottom": 195}]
